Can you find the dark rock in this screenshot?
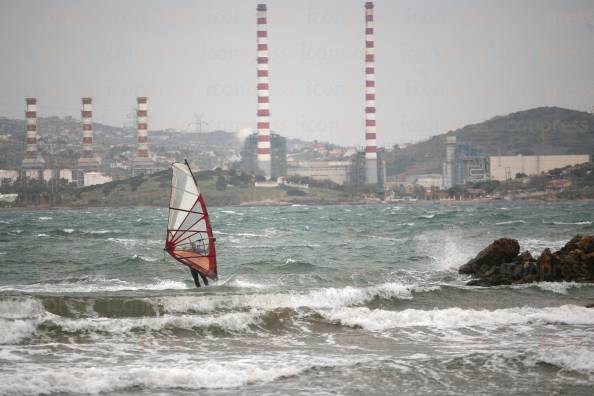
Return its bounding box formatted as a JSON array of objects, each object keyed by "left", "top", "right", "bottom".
[
  {"left": 460, "top": 234, "right": 594, "bottom": 287},
  {"left": 459, "top": 238, "right": 520, "bottom": 276},
  {"left": 578, "top": 235, "right": 594, "bottom": 254}
]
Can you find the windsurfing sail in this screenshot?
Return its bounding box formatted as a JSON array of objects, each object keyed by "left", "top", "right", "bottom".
[{"left": 165, "top": 161, "right": 217, "bottom": 280}]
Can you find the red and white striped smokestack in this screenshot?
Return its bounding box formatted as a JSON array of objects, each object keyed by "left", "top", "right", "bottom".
[
  {"left": 24, "top": 98, "right": 39, "bottom": 163},
  {"left": 256, "top": 3, "right": 272, "bottom": 179},
  {"left": 78, "top": 97, "right": 99, "bottom": 170},
  {"left": 81, "top": 97, "right": 94, "bottom": 160},
  {"left": 364, "top": 1, "right": 378, "bottom": 184},
  {"left": 136, "top": 97, "right": 149, "bottom": 160}
]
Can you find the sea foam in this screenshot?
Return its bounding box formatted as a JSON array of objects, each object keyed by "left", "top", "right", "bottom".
[{"left": 320, "top": 304, "right": 594, "bottom": 332}]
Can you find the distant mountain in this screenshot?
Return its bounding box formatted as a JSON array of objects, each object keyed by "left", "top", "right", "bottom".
[{"left": 386, "top": 107, "right": 594, "bottom": 176}]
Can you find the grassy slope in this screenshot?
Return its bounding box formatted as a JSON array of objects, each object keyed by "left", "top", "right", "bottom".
[
  {"left": 61, "top": 170, "right": 350, "bottom": 207},
  {"left": 386, "top": 107, "right": 594, "bottom": 176}
]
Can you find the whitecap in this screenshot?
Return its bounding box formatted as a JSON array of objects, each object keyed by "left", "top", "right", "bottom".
[
  {"left": 0, "top": 355, "right": 369, "bottom": 394},
  {"left": 38, "top": 217, "right": 52, "bottom": 221},
  {"left": 533, "top": 348, "right": 594, "bottom": 373},
  {"left": 0, "top": 278, "right": 189, "bottom": 293},
  {"left": 132, "top": 254, "right": 158, "bottom": 263},
  {"left": 159, "top": 282, "right": 432, "bottom": 314},
  {"left": 320, "top": 304, "right": 594, "bottom": 332},
  {"left": 495, "top": 220, "right": 526, "bottom": 225}
]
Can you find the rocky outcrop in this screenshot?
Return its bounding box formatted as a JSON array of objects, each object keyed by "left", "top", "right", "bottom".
[{"left": 461, "top": 235, "right": 594, "bottom": 286}]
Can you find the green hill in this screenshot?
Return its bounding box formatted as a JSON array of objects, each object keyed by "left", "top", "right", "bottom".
[
  {"left": 386, "top": 107, "right": 594, "bottom": 176},
  {"left": 58, "top": 170, "right": 351, "bottom": 207}
]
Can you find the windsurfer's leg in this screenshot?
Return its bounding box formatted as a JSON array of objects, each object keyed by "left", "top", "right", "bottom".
[
  {"left": 190, "top": 268, "right": 201, "bottom": 287},
  {"left": 199, "top": 272, "right": 208, "bottom": 286}
]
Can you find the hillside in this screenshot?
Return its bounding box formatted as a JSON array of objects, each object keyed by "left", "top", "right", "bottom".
[
  {"left": 56, "top": 170, "right": 351, "bottom": 208},
  {"left": 386, "top": 107, "right": 594, "bottom": 176}
]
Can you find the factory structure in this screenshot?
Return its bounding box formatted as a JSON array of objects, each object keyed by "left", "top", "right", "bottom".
[
  {"left": 249, "top": 2, "right": 385, "bottom": 192},
  {"left": 489, "top": 154, "right": 590, "bottom": 181},
  {"left": 443, "top": 136, "right": 489, "bottom": 189},
  {"left": 241, "top": 132, "right": 287, "bottom": 179},
  {"left": 8, "top": 97, "right": 156, "bottom": 187},
  {"left": 442, "top": 135, "right": 590, "bottom": 188}
]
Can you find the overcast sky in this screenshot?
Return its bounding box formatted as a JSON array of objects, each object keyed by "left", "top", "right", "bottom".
[{"left": 1, "top": 0, "right": 593, "bottom": 147}]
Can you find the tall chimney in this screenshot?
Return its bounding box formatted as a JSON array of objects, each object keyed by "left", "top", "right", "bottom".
[
  {"left": 132, "top": 97, "right": 153, "bottom": 175},
  {"left": 256, "top": 3, "right": 272, "bottom": 179},
  {"left": 78, "top": 97, "right": 99, "bottom": 170},
  {"left": 21, "top": 97, "right": 44, "bottom": 174},
  {"left": 364, "top": 2, "right": 378, "bottom": 184}
]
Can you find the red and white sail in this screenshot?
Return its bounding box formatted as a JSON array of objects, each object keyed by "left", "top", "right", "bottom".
[{"left": 165, "top": 162, "right": 217, "bottom": 279}]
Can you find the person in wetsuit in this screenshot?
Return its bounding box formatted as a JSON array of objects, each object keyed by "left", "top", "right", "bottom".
[{"left": 190, "top": 267, "right": 209, "bottom": 287}]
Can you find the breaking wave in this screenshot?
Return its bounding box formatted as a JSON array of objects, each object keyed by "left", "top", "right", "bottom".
[
  {"left": 320, "top": 305, "right": 594, "bottom": 332},
  {"left": 0, "top": 278, "right": 188, "bottom": 293}
]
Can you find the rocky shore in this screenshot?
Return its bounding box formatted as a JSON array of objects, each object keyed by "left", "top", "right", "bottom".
[{"left": 459, "top": 235, "right": 594, "bottom": 286}]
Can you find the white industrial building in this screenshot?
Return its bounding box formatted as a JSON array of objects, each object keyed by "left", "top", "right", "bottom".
[
  {"left": 83, "top": 172, "right": 112, "bottom": 187},
  {"left": 287, "top": 160, "right": 351, "bottom": 185},
  {"left": 489, "top": 154, "right": 590, "bottom": 181}
]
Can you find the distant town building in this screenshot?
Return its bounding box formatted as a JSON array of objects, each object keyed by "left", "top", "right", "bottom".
[
  {"left": 443, "top": 136, "right": 489, "bottom": 189},
  {"left": 241, "top": 132, "right": 287, "bottom": 179},
  {"left": 24, "top": 169, "right": 41, "bottom": 180},
  {"left": 40, "top": 169, "right": 73, "bottom": 183},
  {"left": 0, "top": 193, "right": 18, "bottom": 203},
  {"left": 0, "top": 170, "right": 19, "bottom": 184},
  {"left": 59, "top": 169, "right": 73, "bottom": 183},
  {"left": 287, "top": 160, "right": 351, "bottom": 185},
  {"left": 489, "top": 154, "right": 590, "bottom": 181},
  {"left": 83, "top": 172, "right": 112, "bottom": 187}
]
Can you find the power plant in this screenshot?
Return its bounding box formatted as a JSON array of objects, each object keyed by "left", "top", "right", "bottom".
[{"left": 13, "top": 2, "right": 390, "bottom": 192}]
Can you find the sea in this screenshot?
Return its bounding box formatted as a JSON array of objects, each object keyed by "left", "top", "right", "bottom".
[{"left": 1, "top": 202, "right": 594, "bottom": 395}]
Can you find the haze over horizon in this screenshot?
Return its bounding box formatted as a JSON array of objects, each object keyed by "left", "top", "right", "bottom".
[{"left": 1, "top": 0, "right": 593, "bottom": 147}]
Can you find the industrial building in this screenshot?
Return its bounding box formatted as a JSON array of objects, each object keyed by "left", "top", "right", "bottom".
[
  {"left": 287, "top": 161, "right": 351, "bottom": 185},
  {"left": 350, "top": 148, "right": 386, "bottom": 192},
  {"left": 489, "top": 154, "right": 590, "bottom": 181},
  {"left": 443, "top": 136, "right": 489, "bottom": 189},
  {"left": 241, "top": 132, "right": 287, "bottom": 179},
  {"left": 83, "top": 172, "right": 112, "bottom": 187}
]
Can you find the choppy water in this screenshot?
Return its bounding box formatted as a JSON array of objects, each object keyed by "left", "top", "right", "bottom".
[{"left": 1, "top": 202, "right": 594, "bottom": 395}]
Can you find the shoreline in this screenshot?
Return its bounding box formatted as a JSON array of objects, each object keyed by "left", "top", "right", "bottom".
[{"left": 2, "top": 197, "right": 593, "bottom": 212}]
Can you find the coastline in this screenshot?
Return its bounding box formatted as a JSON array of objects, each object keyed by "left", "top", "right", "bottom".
[{"left": 2, "top": 196, "right": 593, "bottom": 212}]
